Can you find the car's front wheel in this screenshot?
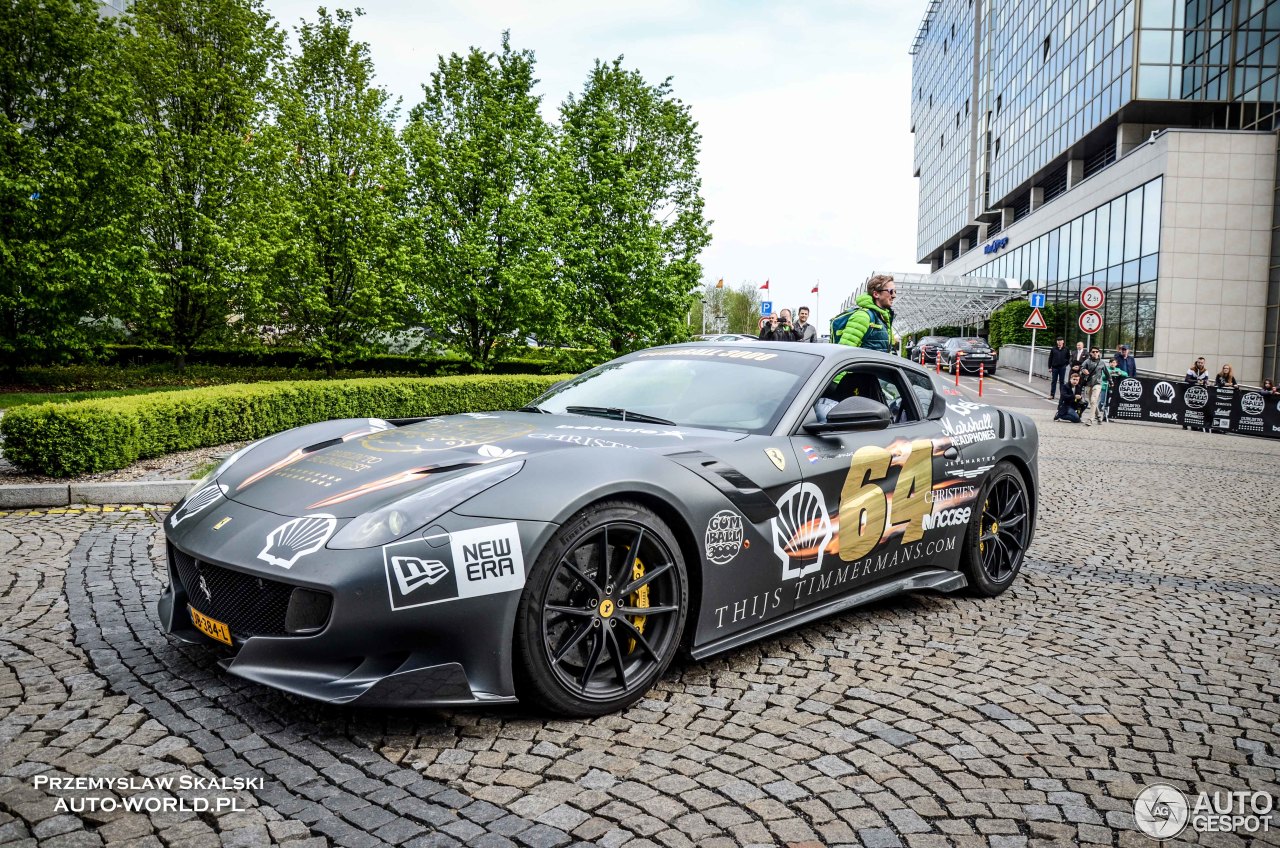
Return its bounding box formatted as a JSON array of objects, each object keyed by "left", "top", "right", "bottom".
[
  {"left": 514, "top": 500, "right": 689, "bottom": 716},
  {"left": 960, "top": 461, "right": 1031, "bottom": 596}
]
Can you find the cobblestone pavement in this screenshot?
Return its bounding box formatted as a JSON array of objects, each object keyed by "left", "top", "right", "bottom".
[{"left": 2, "top": 411, "right": 1278, "bottom": 847}]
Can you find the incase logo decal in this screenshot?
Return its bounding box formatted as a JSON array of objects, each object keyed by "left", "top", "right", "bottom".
[{"left": 921, "top": 507, "right": 971, "bottom": 530}]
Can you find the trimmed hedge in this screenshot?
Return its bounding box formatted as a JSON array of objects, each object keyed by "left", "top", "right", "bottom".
[
  {"left": 8, "top": 356, "right": 564, "bottom": 392},
  {"left": 2, "top": 374, "right": 570, "bottom": 478}
]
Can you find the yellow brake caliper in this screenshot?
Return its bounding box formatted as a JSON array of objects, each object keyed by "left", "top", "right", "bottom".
[
  {"left": 628, "top": 554, "right": 649, "bottom": 653},
  {"left": 983, "top": 494, "right": 993, "bottom": 555}
]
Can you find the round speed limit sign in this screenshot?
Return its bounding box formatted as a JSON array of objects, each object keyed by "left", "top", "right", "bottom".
[
  {"left": 1078, "top": 309, "right": 1102, "bottom": 335},
  {"left": 1080, "top": 285, "right": 1105, "bottom": 309}
]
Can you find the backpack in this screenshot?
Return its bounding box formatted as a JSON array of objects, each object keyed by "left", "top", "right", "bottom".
[{"left": 830, "top": 307, "right": 869, "bottom": 345}]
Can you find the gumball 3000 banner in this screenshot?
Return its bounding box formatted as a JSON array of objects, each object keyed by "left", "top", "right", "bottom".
[{"left": 1107, "top": 376, "right": 1280, "bottom": 439}]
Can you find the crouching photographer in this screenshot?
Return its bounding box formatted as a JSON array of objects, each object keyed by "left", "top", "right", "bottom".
[{"left": 1053, "top": 372, "right": 1088, "bottom": 423}]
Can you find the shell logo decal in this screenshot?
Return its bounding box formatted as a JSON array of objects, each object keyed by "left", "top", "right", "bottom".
[{"left": 258, "top": 514, "right": 338, "bottom": 569}]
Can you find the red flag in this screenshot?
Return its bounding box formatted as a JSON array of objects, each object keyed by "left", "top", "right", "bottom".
[
  {"left": 760, "top": 279, "right": 770, "bottom": 291},
  {"left": 811, "top": 284, "right": 819, "bottom": 294},
  {"left": 715, "top": 278, "right": 724, "bottom": 289}
]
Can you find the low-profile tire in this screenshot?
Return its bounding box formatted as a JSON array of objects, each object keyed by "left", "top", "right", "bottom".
[
  {"left": 960, "top": 461, "right": 1031, "bottom": 596},
  {"left": 513, "top": 500, "right": 689, "bottom": 716}
]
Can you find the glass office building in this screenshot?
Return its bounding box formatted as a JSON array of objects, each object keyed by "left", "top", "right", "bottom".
[{"left": 910, "top": 0, "right": 1280, "bottom": 382}]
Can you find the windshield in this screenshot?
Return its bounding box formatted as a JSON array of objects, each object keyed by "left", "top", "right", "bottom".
[
  {"left": 532, "top": 346, "right": 818, "bottom": 433},
  {"left": 953, "top": 338, "right": 991, "bottom": 350}
]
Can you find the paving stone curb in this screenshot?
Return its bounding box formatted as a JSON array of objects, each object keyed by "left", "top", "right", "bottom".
[{"left": 0, "top": 480, "right": 197, "bottom": 510}]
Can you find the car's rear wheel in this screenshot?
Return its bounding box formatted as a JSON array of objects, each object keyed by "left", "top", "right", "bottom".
[
  {"left": 961, "top": 461, "right": 1031, "bottom": 596},
  {"left": 514, "top": 501, "right": 688, "bottom": 716}
]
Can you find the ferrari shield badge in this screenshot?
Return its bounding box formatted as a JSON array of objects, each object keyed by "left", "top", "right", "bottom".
[{"left": 765, "top": 448, "right": 786, "bottom": 471}]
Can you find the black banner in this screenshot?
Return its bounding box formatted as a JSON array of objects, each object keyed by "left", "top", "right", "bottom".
[{"left": 1107, "top": 375, "right": 1280, "bottom": 439}]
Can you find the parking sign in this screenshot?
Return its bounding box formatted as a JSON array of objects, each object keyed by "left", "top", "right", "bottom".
[{"left": 761, "top": 301, "right": 773, "bottom": 316}]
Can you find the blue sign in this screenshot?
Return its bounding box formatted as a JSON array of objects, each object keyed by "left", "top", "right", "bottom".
[
  {"left": 1028, "top": 292, "right": 1046, "bottom": 308},
  {"left": 761, "top": 301, "right": 773, "bottom": 316},
  {"left": 983, "top": 236, "right": 1009, "bottom": 255}
]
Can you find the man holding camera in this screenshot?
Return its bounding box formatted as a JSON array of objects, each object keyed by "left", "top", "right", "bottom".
[{"left": 758, "top": 308, "right": 801, "bottom": 342}]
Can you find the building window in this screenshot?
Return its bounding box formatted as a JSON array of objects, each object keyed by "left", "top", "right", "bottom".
[{"left": 1043, "top": 36, "right": 1052, "bottom": 61}]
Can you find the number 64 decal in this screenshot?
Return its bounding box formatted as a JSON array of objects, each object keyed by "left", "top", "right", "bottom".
[{"left": 838, "top": 439, "right": 933, "bottom": 562}]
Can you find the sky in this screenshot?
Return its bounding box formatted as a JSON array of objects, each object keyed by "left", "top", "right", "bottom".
[{"left": 262, "top": 0, "right": 931, "bottom": 328}]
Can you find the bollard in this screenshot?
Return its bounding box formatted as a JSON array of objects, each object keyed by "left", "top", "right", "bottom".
[
  {"left": 954, "top": 359, "right": 960, "bottom": 386},
  {"left": 919, "top": 349, "right": 924, "bottom": 366},
  {"left": 935, "top": 351, "right": 941, "bottom": 373},
  {"left": 979, "top": 363, "right": 984, "bottom": 397}
]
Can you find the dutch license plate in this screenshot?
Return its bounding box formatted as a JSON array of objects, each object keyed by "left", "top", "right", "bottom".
[{"left": 189, "top": 605, "right": 232, "bottom": 645}]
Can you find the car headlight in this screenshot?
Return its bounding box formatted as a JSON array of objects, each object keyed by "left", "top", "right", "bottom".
[
  {"left": 185, "top": 439, "right": 264, "bottom": 499},
  {"left": 328, "top": 461, "right": 524, "bottom": 550}
]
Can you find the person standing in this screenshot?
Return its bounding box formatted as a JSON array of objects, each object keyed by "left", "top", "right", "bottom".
[
  {"left": 793, "top": 306, "right": 818, "bottom": 342},
  {"left": 1214, "top": 363, "right": 1238, "bottom": 388},
  {"left": 1047, "top": 337, "right": 1070, "bottom": 398},
  {"left": 1183, "top": 357, "right": 1210, "bottom": 431},
  {"left": 1081, "top": 347, "right": 1105, "bottom": 426},
  {"left": 1071, "top": 341, "right": 1088, "bottom": 367},
  {"left": 758, "top": 308, "right": 800, "bottom": 342},
  {"left": 836, "top": 275, "right": 898, "bottom": 352},
  {"left": 1115, "top": 344, "right": 1137, "bottom": 377}
]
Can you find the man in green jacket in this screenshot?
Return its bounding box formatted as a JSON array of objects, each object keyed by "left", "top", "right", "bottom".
[{"left": 837, "top": 274, "right": 899, "bottom": 352}]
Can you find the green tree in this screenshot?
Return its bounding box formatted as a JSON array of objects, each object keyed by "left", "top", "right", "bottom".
[
  {"left": 721, "top": 283, "right": 764, "bottom": 334},
  {"left": 0, "top": 0, "right": 150, "bottom": 367},
  {"left": 122, "top": 0, "right": 284, "bottom": 366},
  {"left": 402, "top": 33, "right": 557, "bottom": 369},
  {"left": 265, "top": 8, "right": 409, "bottom": 375},
  {"left": 556, "top": 57, "right": 712, "bottom": 354}
]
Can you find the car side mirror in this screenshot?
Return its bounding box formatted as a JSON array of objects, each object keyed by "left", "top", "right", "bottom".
[
  {"left": 927, "top": 391, "right": 946, "bottom": 419},
  {"left": 804, "top": 396, "right": 891, "bottom": 434}
]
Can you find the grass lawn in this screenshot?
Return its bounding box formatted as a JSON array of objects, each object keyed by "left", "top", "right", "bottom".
[{"left": 0, "top": 386, "right": 193, "bottom": 409}]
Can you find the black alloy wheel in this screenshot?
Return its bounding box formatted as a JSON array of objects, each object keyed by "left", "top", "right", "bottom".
[
  {"left": 962, "top": 461, "right": 1032, "bottom": 596},
  {"left": 514, "top": 501, "right": 688, "bottom": 716}
]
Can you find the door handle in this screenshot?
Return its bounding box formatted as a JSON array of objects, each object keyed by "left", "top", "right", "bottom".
[{"left": 943, "top": 447, "right": 959, "bottom": 459}]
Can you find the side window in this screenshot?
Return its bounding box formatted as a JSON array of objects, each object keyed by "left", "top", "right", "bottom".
[
  {"left": 809, "top": 366, "right": 919, "bottom": 426},
  {"left": 903, "top": 369, "right": 936, "bottom": 417},
  {"left": 876, "top": 370, "right": 918, "bottom": 424}
]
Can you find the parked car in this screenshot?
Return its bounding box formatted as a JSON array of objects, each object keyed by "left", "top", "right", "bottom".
[
  {"left": 909, "top": 335, "right": 951, "bottom": 365},
  {"left": 695, "top": 333, "right": 758, "bottom": 342},
  {"left": 940, "top": 337, "right": 998, "bottom": 374},
  {"left": 160, "top": 342, "right": 1037, "bottom": 715}
]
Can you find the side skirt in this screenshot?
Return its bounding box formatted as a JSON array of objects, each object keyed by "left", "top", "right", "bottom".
[{"left": 689, "top": 567, "right": 968, "bottom": 660}]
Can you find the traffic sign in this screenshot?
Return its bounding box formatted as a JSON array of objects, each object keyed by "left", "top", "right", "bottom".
[
  {"left": 1023, "top": 307, "right": 1048, "bottom": 330},
  {"left": 1078, "top": 309, "right": 1102, "bottom": 334},
  {"left": 1028, "top": 292, "right": 1046, "bottom": 309},
  {"left": 761, "top": 301, "right": 773, "bottom": 316},
  {"left": 1080, "top": 285, "right": 1105, "bottom": 310}
]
